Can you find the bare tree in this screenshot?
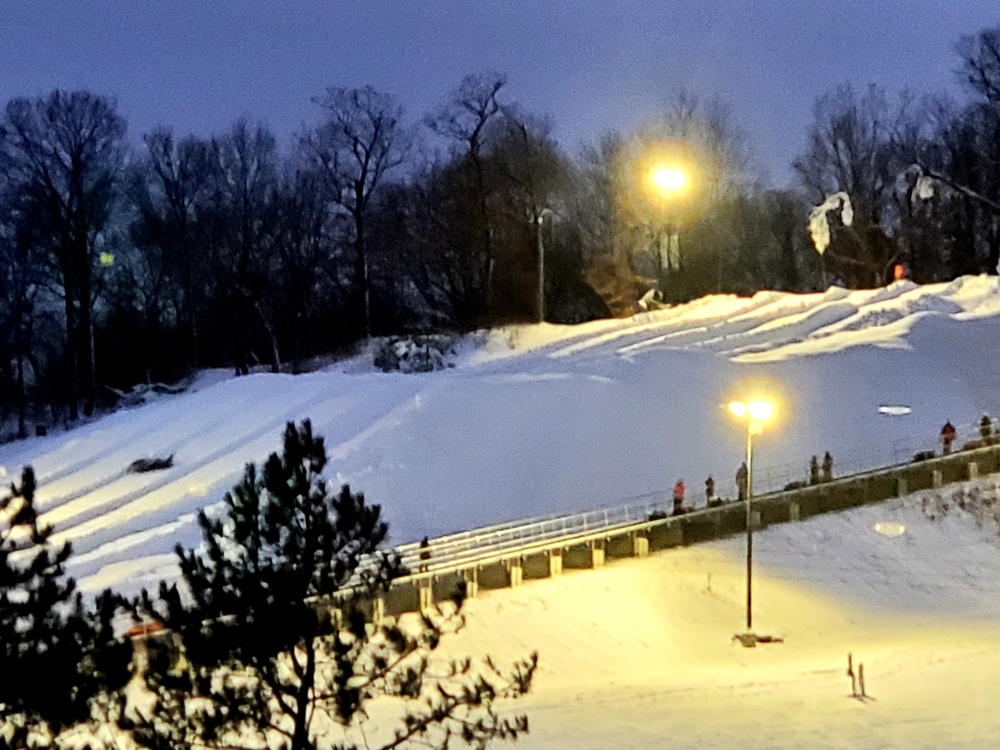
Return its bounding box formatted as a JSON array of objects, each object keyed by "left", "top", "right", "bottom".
[
  {"left": 794, "top": 84, "right": 899, "bottom": 286},
  {"left": 564, "top": 133, "right": 651, "bottom": 315},
  {"left": 132, "top": 130, "right": 213, "bottom": 367},
  {"left": 207, "top": 120, "right": 281, "bottom": 373},
  {"left": 485, "top": 109, "right": 569, "bottom": 321},
  {"left": 427, "top": 73, "right": 507, "bottom": 319},
  {"left": 0, "top": 90, "right": 126, "bottom": 418},
  {"left": 0, "top": 185, "right": 43, "bottom": 437},
  {"left": 956, "top": 26, "right": 1000, "bottom": 104},
  {"left": 270, "top": 165, "right": 339, "bottom": 371},
  {"left": 307, "top": 86, "right": 411, "bottom": 338},
  {"left": 902, "top": 29, "right": 1000, "bottom": 277}
]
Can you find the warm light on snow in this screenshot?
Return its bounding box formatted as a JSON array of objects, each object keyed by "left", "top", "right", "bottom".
[
  {"left": 5, "top": 275, "right": 1000, "bottom": 747},
  {"left": 873, "top": 520, "right": 907, "bottom": 537}
]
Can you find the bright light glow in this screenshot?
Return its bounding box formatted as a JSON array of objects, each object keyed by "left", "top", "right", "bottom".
[
  {"left": 748, "top": 400, "right": 773, "bottom": 421},
  {"left": 650, "top": 165, "right": 688, "bottom": 194},
  {"left": 729, "top": 399, "right": 774, "bottom": 423}
]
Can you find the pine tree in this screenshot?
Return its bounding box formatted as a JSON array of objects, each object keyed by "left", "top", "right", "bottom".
[
  {"left": 0, "top": 467, "right": 131, "bottom": 748},
  {"left": 131, "top": 420, "right": 535, "bottom": 750}
]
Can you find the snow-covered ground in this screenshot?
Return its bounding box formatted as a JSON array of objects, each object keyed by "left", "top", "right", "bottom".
[
  {"left": 4, "top": 276, "right": 1000, "bottom": 748},
  {"left": 448, "top": 485, "right": 1000, "bottom": 749}
]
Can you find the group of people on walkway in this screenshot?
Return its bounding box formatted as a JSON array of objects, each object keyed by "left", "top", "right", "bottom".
[
  {"left": 939, "top": 414, "right": 996, "bottom": 456},
  {"left": 808, "top": 452, "right": 835, "bottom": 485},
  {"left": 670, "top": 450, "right": 835, "bottom": 516},
  {"left": 668, "top": 413, "right": 1000, "bottom": 517}
]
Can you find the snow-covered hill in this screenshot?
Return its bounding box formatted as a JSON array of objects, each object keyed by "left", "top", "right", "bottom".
[
  {"left": 3, "top": 276, "right": 1000, "bottom": 599},
  {"left": 5, "top": 276, "right": 1000, "bottom": 747}
]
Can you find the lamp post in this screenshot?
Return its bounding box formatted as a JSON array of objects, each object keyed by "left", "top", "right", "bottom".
[
  {"left": 728, "top": 398, "right": 774, "bottom": 635},
  {"left": 534, "top": 208, "right": 553, "bottom": 323},
  {"left": 648, "top": 165, "right": 689, "bottom": 289}
]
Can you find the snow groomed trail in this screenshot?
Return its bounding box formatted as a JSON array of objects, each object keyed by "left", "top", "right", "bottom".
[{"left": 3, "top": 276, "right": 1000, "bottom": 602}]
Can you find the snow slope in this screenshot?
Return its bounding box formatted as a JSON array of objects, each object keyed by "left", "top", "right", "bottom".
[
  {"left": 5, "top": 276, "right": 1000, "bottom": 748},
  {"left": 3, "top": 277, "right": 1000, "bottom": 598},
  {"left": 445, "top": 483, "right": 1000, "bottom": 749}
]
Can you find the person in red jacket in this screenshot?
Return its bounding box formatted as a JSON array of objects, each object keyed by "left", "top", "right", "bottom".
[
  {"left": 941, "top": 421, "right": 957, "bottom": 455},
  {"left": 672, "top": 479, "right": 686, "bottom": 515}
]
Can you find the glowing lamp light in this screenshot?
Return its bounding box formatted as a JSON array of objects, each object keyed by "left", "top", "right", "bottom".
[
  {"left": 650, "top": 165, "right": 688, "bottom": 195},
  {"left": 99, "top": 252, "right": 115, "bottom": 267},
  {"left": 729, "top": 400, "right": 773, "bottom": 422}
]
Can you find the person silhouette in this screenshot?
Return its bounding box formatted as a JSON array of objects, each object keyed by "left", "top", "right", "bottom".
[
  {"left": 940, "top": 421, "right": 956, "bottom": 455},
  {"left": 821, "top": 452, "right": 834, "bottom": 482}
]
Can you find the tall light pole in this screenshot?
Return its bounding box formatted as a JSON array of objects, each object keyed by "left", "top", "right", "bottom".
[
  {"left": 729, "top": 398, "right": 774, "bottom": 636},
  {"left": 534, "top": 208, "right": 553, "bottom": 323},
  {"left": 648, "top": 165, "right": 689, "bottom": 290}
]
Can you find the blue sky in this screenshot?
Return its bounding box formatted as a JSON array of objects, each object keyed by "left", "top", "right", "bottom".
[{"left": 1, "top": 1, "right": 996, "bottom": 185}]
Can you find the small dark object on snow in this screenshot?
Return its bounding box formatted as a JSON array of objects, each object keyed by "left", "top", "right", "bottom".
[
  {"left": 127, "top": 455, "right": 174, "bottom": 473},
  {"left": 732, "top": 632, "right": 784, "bottom": 648}
]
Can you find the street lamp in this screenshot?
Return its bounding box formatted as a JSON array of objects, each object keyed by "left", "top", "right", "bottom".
[
  {"left": 534, "top": 208, "right": 553, "bottom": 323},
  {"left": 729, "top": 398, "right": 774, "bottom": 641},
  {"left": 647, "top": 163, "right": 689, "bottom": 283}
]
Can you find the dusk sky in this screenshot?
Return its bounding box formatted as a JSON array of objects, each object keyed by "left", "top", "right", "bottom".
[{"left": 2, "top": 1, "right": 997, "bottom": 186}]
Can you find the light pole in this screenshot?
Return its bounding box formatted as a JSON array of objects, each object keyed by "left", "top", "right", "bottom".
[
  {"left": 534, "top": 208, "right": 553, "bottom": 323},
  {"left": 648, "top": 165, "right": 689, "bottom": 290},
  {"left": 729, "top": 398, "right": 774, "bottom": 637}
]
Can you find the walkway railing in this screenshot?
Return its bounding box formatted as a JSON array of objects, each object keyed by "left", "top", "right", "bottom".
[{"left": 378, "top": 431, "right": 1000, "bottom": 590}]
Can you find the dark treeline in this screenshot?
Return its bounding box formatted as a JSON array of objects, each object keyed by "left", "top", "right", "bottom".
[{"left": 2, "top": 26, "right": 999, "bottom": 437}]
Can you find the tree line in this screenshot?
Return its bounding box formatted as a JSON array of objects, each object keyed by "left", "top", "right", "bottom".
[{"left": 2, "top": 26, "right": 999, "bottom": 436}]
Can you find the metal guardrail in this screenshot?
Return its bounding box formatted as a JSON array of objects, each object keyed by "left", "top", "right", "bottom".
[
  {"left": 392, "top": 493, "right": 669, "bottom": 578},
  {"left": 342, "top": 419, "right": 1000, "bottom": 599}
]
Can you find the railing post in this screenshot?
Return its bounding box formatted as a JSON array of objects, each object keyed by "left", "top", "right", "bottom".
[
  {"left": 419, "top": 580, "right": 433, "bottom": 613},
  {"left": 508, "top": 558, "right": 523, "bottom": 587},
  {"left": 463, "top": 568, "right": 479, "bottom": 599},
  {"left": 632, "top": 533, "right": 649, "bottom": 558},
  {"left": 590, "top": 540, "right": 605, "bottom": 568},
  {"left": 549, "top": 549, "right": 563, "bottom": 577}
]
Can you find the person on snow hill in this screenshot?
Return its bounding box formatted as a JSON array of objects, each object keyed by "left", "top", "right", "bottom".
[
  {"left": 705, "top": 475, "right": 716, "bottom": 507},
  {"left": 672, "top": 479, "right": 686, "bottom": 516},
  {"left": 821, "top": 451, "right": 834, "bottom": 483},
  {"left": 941, "top": 421, "right": 957, "bottom": 455},
  {"left": 736, "top": 462, "right": 748, "bottom": 502},
  {"left": 809, "top": 455, "right": 820, "bottom": 486}
]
